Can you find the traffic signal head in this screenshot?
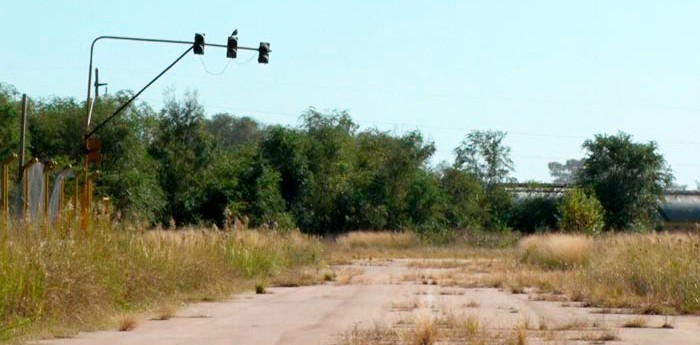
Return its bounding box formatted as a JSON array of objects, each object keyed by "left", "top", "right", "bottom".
[
  {"left": 227, "top": 35, "right": 238, "bottom": 58},
  {"left": 193, "top": 33, "right": 205, "bottom": 55},
  {"left": 258, "top": 42, "right": 270, "bottom": 64}
]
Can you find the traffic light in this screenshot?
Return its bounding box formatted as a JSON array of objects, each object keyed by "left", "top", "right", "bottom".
[
  {"left": 258, "top": 42, "right": 270, "bottom": 64},
  {"left": 193, "top": 33, "right": 205, "bottom": 55},
  {"left": 227, "top": 35, "right": 238, "bottom": 58}
]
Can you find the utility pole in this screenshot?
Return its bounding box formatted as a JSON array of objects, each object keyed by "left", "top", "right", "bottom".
[
  {"left": 93, "top": 68, "right": 108, "bottom": 102},
  {"left": 18, "top": 94, "right": 28, "bottom": 180}
]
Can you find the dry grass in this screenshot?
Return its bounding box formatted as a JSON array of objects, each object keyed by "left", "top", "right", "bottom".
[
  {"left": 573, "top": 329, "right": 620, "bottom": 342},
  {"left": 464, "top": 233, "right": 700, "bottom": 315},
  {"left": 0, "top": 222, "right": 325, "bottom": 342},
  {"left": 408, "top": 260, "right": 467, "bottom": 269},
  {"left": 271, "top": 266, "right": 330, "bottom": 287},
  {"left": 153, "top": 303, "right": 177, "bottom": 321},
  {"left": 329, "top": 231, "right": 516, "bottom": 264},
  {"left": 336, "top": 322, "right": 400, "bottom": 345},
  {"left": 334, "top": 267, "right": 365, "bottom": 285},
  {"left": 621, "top": 316, "right": 648, "bottom": 328},
  {"left": 465, "top": 300, "right": 480, "bottom": 308},
  {"left": 116, "top": 313, "right": 140, "bottom": 332},
  {"left": 552, "top": 319, "right": 590, "bottom": 331},
  {"left": 338, "top": 312, "right": 535, "bottom": 345},
  {"left": 579, "top": 233, "right": 700, "bottom": 313},
  {"left": 411, "top": 312, "right": 438, "bottom": 345},
  {"left": 518, "top": 234, "right": 593, "bottom": 269},
  {"left": 336, "top": 231, "right": 418, "bottom": 249}
]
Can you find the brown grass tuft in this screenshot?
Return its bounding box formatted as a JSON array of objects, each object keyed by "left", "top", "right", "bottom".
[
  {"left": 116, "top": 313, "right": 140, "bottom": 331},
  {"left": 334, "top": 267, "right": 364, "bottom": 285},
  {"left": 412, "top": 313, "right": 437, "bottom": 345},
  {"left": 153, "top": 303, "right": 177, "bottom": 321},
  {"left": 518, "top": 234, "right": 593, "bottom": 269}
]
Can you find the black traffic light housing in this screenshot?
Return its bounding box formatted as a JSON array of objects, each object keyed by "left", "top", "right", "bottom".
[
  {"left": 193, "top": 33, "right": 205, "bottom": 55},
  {"left": 227, "top": 35, "right": 238, "bottom": 58},
  {"left": 258, "top": 42, "right": 270, "bottom": 64}
]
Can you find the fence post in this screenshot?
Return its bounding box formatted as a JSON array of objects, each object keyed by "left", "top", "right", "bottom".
[{"left": 2, "top": 153, "right": 18, "bottom": 230}]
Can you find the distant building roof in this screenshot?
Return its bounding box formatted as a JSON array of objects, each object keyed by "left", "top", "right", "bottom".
[{"left": 506, "top": 184, "right": 700, "bottom": 223}]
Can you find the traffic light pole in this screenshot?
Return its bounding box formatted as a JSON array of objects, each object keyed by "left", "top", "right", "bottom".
[
  {"left": 84, "top": 35, "right": 264, "bottom": 139},
  {"left": 81, "top": 33, "right": 269, "bottom": 233}
]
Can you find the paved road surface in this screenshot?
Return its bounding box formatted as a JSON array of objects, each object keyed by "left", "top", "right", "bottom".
[{"left": 40, "top": 260, "right": 700, "bottom": 345}]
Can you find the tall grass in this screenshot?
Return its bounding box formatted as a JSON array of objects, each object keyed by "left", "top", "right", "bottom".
[
  {"left": 516, "top": 233, "right": 700, "bottom": 314},
  {"left": 0, "top": 221, "right": 324, "bottom": 341},
  {"left": 578, "top": 233, "right": 700, "bottom": 313},
  {"left": 517, "top": 234, "right": 593, "bottom": 269}
]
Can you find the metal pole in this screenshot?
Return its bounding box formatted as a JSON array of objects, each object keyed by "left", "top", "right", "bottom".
[
  {"left": 94, "top": 68, "right": 99, "bottom": 103},
  {"left": 18, "top": 95, "right": 27, "bottom": 180}
]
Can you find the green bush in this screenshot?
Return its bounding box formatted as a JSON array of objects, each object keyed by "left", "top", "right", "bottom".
[{"left": 557, "top": 188, "right": 604, "bottom": 234}]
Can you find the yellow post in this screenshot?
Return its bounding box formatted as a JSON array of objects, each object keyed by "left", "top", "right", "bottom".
[
  {"left": 2, "top": 153, "right": 18, "bottom": 230},
  {"left": 83, "top": 170, "right": 100, "bottom": 233},
  {"left": 81, "top": 156, "right": 89, "bottom": 234},
  {"left": 57, "top": 166, "right": 71, "bottom": 226},
  {"left": 102, "top": 197, "right": 110, "bottom": 216},
  {"left": 21, "top": 158, "right": 39, "bottom": 221}
]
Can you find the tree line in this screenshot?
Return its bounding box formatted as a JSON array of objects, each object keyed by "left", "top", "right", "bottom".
[{"left": 0, "top": 83, "right": 674, "bottom": 234}]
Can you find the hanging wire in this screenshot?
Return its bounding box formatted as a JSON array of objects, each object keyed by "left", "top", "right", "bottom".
[
  {"left": 198, "top": 57, "right": 232, "bottom": 75},
  {"left": 234, "top": 53, "right": 257, "bottom": 65}
]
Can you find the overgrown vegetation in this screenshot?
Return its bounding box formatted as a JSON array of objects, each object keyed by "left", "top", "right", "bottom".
[{"left": 0, "top": 221, "right": 324, "bottom": 341}]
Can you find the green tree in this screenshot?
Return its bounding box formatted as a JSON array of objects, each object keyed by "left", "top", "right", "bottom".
[
  {"left": 548, "top": 159, "right": 582, "bottom": 184},
  {"left": 454, "top": 130, "right": 514, "bottom": 185},
  {"left": 352, "top": 130, "right": 436, "bottom": 229},
  {"left": 90, "top": 93, "right": 164, "bottom": 223},
  {"left": 439, "top": 166, "right": 485, "bottom": 229},
  {"left": 453, "top": 130, "right": 515, "bottom": 230},
  {"left": 29, "top": 97, "right": 84, "bottom": 161},
  {"left": 0, "top": 83, "right": 21, "bottom": 159},
  {"left": 205, "top": 113, "right": 262, "bottom": 149},
  {"left": 260, "top": 126, "right": 311, "bottom": 216},
  {"left": 576, "top": 132, "right": 673, "bottom": 230},
  {"left": 557, "top": 188, "right": 604, "bottom": 234},
  {"left": 296, "top": 109, "right": 357, "bottom": 233},
  {"left": 150, "top": 91, "right": 213, "bottom": 224}
]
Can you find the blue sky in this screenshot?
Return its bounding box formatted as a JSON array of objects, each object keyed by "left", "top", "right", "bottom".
[{"left": 2, "top": 1, "right": 700, "bottom": 187}]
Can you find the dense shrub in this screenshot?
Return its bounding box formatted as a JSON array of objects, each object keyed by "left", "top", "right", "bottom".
[{"left": 557, "top": 188, "right": 604, "bottom": 234}]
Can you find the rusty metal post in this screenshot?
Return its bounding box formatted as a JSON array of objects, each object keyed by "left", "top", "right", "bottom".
[{"left": 2, "top": 153, "right": 18, "bottom": 229}]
